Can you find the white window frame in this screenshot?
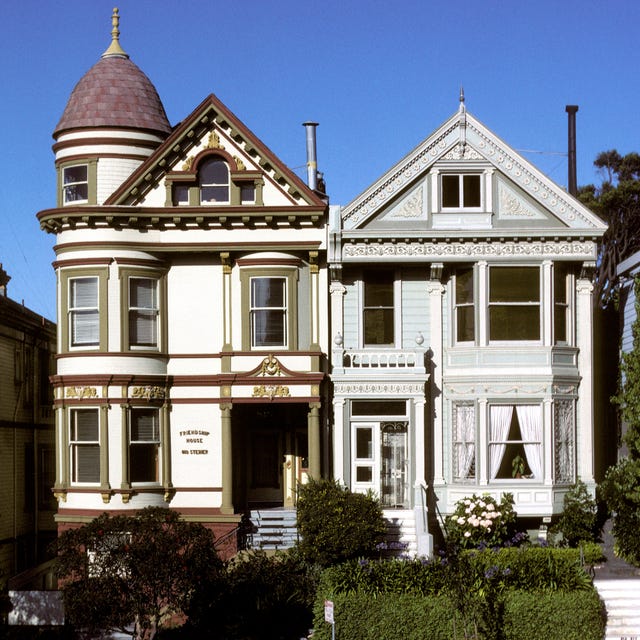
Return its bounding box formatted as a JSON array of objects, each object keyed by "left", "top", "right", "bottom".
[
  {"left": 452, "top": 401, "right": 476, "bottom": 482},
  {"left": 440, "top": 173, "right": 483, "bottom": 211},
  {"left": 453, "top": 267, "right": 476, "bottom": 344},
  {"left": 69, "top": 276, "right": 99, "bottom": 348},
  {"left": 62, "top": 164, "right": 88, "bottom": 205},
  {"left": 250, "top": 276, "right": 288, "bottom": 349},
  {"left": 128, "top": 277, "right": 159, "bottom": 349},
  {"left": 70, "top": 408, "right": 100, "bottom": 485},
  {"left": 362, "top": 269, "right": 397, "bottom": 348}
]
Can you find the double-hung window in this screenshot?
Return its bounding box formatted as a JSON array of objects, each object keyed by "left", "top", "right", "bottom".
[
  {"left": 63, "top": 165, "right": 88, "bottom": 204},
  {"left": 129, "top": 277, "right": 158, "bottom": 348},
  {"left": 70, "top": 409, "right": 100, "bottom": 484},
  {"left": 129, "top": 409, "right": 160, "bottom": 483},
  {"left": 363, "top": 270, "right": 394, "bottom": 346},
  {"left": 488, "top": 266, "right": 540, "bottom": 341},
  {"left": 441, "top": 174, "right": 481, "bottom": 209},
  {"left": 70, "top": 277, "right": 99, "bottom": 347},
  {"left": 251, "top": 276, "right": 287, "bottom": 348},
  {"left": 454, "top": 267, "right": 475, "bottom": 343},
  {"left": 554, "top": 264, "right": 570, "bottom": 344}
]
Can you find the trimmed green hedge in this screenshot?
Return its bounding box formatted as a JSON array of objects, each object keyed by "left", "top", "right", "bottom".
[{"left": 311, "top": 590, "right": 606, "bottom": 640}]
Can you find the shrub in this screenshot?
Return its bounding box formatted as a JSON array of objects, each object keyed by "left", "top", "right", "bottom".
[
  {"left": 445, "top": 492, "right": 519, "bottom": 549},
  {"left": 295, "top": 478, "right": 386, "bottom": 567},
  {"left": 550, "top": 479, "right": 600, "bottom": 546}
]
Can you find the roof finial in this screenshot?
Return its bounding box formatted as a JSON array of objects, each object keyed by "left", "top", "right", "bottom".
[
  {"left": 102, "top": 7, "right": 128, "bottom": 58},
  {"left": 459, "top": 86, "right": 465, "bottom": 112}
]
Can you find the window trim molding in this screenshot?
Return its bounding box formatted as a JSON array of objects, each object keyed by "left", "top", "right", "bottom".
[
  {"left": 60, "top": 268, "right": 109, "bottom": 353},
  {"left": 118, "top": 267, "right": 167, "bottom": 353},
  {"left": 240, "top": 266, "right": 299, "bottom": 351}
]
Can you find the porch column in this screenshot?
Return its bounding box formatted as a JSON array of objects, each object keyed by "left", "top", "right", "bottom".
[
  {"left": 308, "top": 402, "right": 321, "bottom": 479},
  {"left": 220, "top": 403, "right": 234, "bottom": 514},
  {"left": 161, "top": 402, "right": 173, "bottom": 497},
  {"left": 576, "top": 266, "right": 595, "bottom": 485}
]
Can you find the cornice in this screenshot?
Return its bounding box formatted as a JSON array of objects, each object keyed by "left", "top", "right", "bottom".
[{"left": 341, "top": 238, "right": 599, "bottom": 261}]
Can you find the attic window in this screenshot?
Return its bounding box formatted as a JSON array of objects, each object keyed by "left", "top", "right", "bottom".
[
  {"left": 441, "top": 174, "right": 481, "bottom": 209},
  {"left": 63, "top": 165, "right": 88, "bottom": 204},
  {"left": 173, "top": 185, "right": 189, "bottom": 206},
  {"left": 240, "top": 183, "right": 255, "bottom": 204},
  {"left": 199, "top": 157, "right": 229, "bottom": 204}
]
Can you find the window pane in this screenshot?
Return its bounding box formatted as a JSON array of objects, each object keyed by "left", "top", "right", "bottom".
[
  {"left": 456, "top": 268, "right": 474, "bottom": 304},
  {"left": 352, "top": 401, "right": 406, "bottom": 416},
  {"left": 173, "top": 185, "right": 189, "bottom": 205},
  {"left": 490, "top": 267, "right": 539, "bottom": 303},
  {"left": 457, "top": 306, "right": 475, "bottom": 342},
  {"left": 356, "top": 428, "right": 373, "bottom": 459},
  {"left": 129, "top": 278, "right": 158, "bottom": 347},
  {"left": 74, "top": 445, "right": 100, "bottom": 483},
  {"left": 463, "top": 175, "right": 481, "bottom": 207},
  {"left": 356, "top": 466, "right": 373, "bottom": 482},
  {"left": 253, "top": 310, "right": 286, "bottom": 346},
  {"left": 64, "top": 166, "right": 87, "bottom": 184},
  {"left": 73, "top": 409, "right": 99, "bottom": 441},
  {"left": 364, "top": 308, "right": 394, "bottom": 345},
  {"left": 201, "top": 185, "right": 229, "bottom": 203},
  {"left": 131, "top": 411, "right": 158, "bottom": 441},
  {"left": 490, "top": 306, "right": 540, "bottom": 341},
  {"left": 71, "top": 278, "right": 98, "bottom": 308},
  {"left": 252, "top": 278, "right": 285, "bottom": 308},
  {"left": 442, "top": 175, "right": 460, "bottom": 207},
  {"left": 364, "top": 274, "right": 393, "bottom": 307},
  {"left": 130, "top": 444, "right": 158, "bottom": 483},
  {"left": 200, "top": 159, "right": 228, "bottom": 184},
  {"left": 71, "top": 409, "right": 99, "bottom": 483},
  {"left": 72, "top": 310, "right": 99, "bottom": 345},
  {"left": 64, "top": 184, "right": 88, "bottom": 202},
  {"left": 241, "top": 184, "right": 255, "bottom": 203}
]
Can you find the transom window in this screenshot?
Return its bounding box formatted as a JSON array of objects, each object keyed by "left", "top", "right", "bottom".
[
  {"left": 250, "top": 276, "right": 287, "bottom": 348},
  {"left": 69, "top": 276, "right": 99, "bottom": 347},
  {"left": 489, "top": 266, "right": 540, "bottom": 341},
  {"left": 70, "top": 409, "right": 100, "bottom": 484},
  {"left": 129, "top": 409, "right": 160, "bottom": 483},
  {"left": 129, "top": 277, "right": 158, "bottom": 348},
  {"left": 199, "top": 157, "right": 229, "bottom": 204},
  {"left": 63, "top": 165, "right": 88, "bottom": 204},
  {"left": 363, "top": 270, "right": 395, "bottom": 346},
  {"left": 441, "top": 174, "right": 481, "bottom": 209}
]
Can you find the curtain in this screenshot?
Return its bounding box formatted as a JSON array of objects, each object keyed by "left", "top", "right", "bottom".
[
  {"left": 516, "top": 405, "right": 543, "bottom": 480},
  {"left": 489, "top": 405, "right": 513, "bottom": 479},
  {"left": 455, "top": 404, "right": 475, "bottom": 479}
]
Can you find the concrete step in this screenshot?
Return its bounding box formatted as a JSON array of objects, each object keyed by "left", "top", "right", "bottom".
[
  {"left": 249, "top": 509, "right": 298, "bottom": 551},
  {"left": 594, "top": 579, "right": 640, "bottom": 639}
]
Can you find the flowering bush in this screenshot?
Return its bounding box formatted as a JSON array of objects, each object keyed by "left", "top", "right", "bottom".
[{"left": 446, "top": 493, "right": 519, "bottom": 549}]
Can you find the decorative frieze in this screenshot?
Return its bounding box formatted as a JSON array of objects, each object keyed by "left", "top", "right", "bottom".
[
  {"left": 65, "top": 386, "right": 98, "bottom": 399},
  {"left": 252, "top": 384, "right": 291, "bottom": 399},
  {"left": 333, "top": 382, "right": 425, "bottom": 396},
  {"left": 130, "top": 386, "right": 166, "bottom": 400}
]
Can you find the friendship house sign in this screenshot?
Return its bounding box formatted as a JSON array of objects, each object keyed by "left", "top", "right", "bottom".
[{"left": 179, "top": 430, "right": 211, "bottom": 456}]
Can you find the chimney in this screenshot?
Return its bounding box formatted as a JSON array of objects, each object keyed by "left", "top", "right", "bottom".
[
  {"left": 303, "top": 121, "right": 319, "bottom": 191},
  {"left": 0, "top": 263, "right": 9, "bottom": 297},
  {"left": 565, "top": 105, "right": 578, "bottom": 196}
]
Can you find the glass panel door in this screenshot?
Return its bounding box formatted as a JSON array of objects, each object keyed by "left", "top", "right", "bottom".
[{"left": 381, "top": 422, "right": 408, "bottom": 508}]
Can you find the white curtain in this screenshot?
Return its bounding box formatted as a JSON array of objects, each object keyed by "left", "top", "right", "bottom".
[
  {"left": 516, "top": 405, "right": 543, "bottom": 479},
  {"left": 489, "top": 405, "right": 513, "bottom": 479},
  {"left": 455, "top": 404, "right": 475, "bottom": 479}
]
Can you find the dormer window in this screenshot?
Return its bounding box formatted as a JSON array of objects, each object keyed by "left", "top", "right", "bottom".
[
  {"left": 199, "top": 157, "right": 229, "bottom": 204},
  {"left": 240, "top": 183, "right": 256, "bottom": 204},
  {"left": 63, "top": 165, "right": 88, "bottom": 204},
  {"left": 441, "top": 174, "right": 481, "bottom": 209},
  {"left": 173, "top": 185, "right": 189, "bottom": 206}
]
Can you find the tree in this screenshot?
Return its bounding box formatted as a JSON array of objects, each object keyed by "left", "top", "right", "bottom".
[
  {"left": 600, "top": 276, "right": 640, "bottom": 566},
  {"left": 54, "top": 506, "right": 223, "bottom": 639},
  {"left": 295, "top": 478, "right": 387, "bottom": 567},
  {"left": 578, "top": 150, "right": 640, "bottom": 305}
]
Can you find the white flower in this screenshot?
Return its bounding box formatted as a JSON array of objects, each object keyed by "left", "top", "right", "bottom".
[
  {"left": 457, "top": 517, "right": 466, "bottom": 525},
  {"left": 464, "top": 531, "right": 471, "bottom": 538},
  {"left": 487, "top": 503, "right": 495, "bottom": 511}
]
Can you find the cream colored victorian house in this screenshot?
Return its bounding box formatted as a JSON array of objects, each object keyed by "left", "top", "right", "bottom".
[
  {"left": 328, "top": 97, "right": 607, "bottom": 554},
  {"left": 39, "top": 12, "right": 328, "bottom": 554}
]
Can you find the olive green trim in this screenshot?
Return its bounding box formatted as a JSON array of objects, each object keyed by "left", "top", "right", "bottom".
[
  {"left": 100, "top": 405, "right": 110, "bottom": 495},
  {"left": 118, "top": 266, "right": 167, "bottom": 353},
  {"left": 239, "top": 267, "right": 299, "bottom": 351},
  {"left": 121, "top": 404, "right": 131, "bottom": 490},
  {"left": 161, "top": 403, "right": 172, "bottom": 492},
  {"left": 56, "top": 159, "right": 98, "bottom": 207},
  {"left": 59, "top": 267, "right": 109, "bottom": 353}
]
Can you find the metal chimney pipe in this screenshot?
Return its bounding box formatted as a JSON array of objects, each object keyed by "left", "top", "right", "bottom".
[
  {"left": 565, "top": 105, "right": 579, "bottom": 196},
  {"left": 303, "top": 121, "right": 319, "bottom": 191}
]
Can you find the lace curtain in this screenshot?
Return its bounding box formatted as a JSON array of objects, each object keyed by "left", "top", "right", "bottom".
[
  {"left": 516, "top": 405, "right": 543, "bottom": 479},
  {"left": 489, "top": 405, "right": 513, "bottom": 479},
  {"left": 454, "top": 403, "right": 475, "bottom": 479}
]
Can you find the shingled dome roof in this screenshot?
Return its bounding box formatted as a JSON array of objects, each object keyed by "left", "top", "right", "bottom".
[{"left": 53, "top": 10, "right": 171, "bottom": 139}]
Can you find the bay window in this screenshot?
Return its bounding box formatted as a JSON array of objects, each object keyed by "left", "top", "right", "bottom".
[{"left": 129, "top": 409, "right": 160, "bottom": 484}]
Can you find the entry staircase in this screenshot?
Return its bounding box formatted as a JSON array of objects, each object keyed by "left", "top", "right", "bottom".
[
  {"left": 594, "top": 579, "right": 640, "bottom": 640},
  {"left": 247, "top": 507, "right": 420, "bottom": 556}
]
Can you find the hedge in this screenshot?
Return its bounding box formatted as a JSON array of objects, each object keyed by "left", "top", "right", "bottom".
[{"left": 311, "top": 590, "right": 605, "bottom": 640}]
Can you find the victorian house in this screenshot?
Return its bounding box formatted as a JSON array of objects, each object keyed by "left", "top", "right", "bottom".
[
  {"left": 38, "top": 11, "right": 328, "bottom": 554},
  {"left": 328, "top": 97, "right": 607, "bottom": 553}
]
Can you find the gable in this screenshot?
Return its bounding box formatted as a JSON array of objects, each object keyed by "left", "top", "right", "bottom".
[
  {"left": 107, "top": 94, "right": 325, "bottom": 212},
  {"left": 341, "top": 106, "right": 606, "bottom": 236}
]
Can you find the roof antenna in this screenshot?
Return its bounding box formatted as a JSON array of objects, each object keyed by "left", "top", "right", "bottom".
[
  {"left": 458, "top": 86, "right": 467, "bottom": 155},
  {"left": 102, "top": 7, "right": 128, "bottom": 58}
]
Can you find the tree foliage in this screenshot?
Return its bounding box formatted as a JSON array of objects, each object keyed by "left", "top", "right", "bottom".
[
  {"left": 54, "top": 507, "right": 223, "bottom": 639},
  {"left": 578, "top": 150, "right": 640, "bottom": 305},
  {"left": 295, "top": 478, "right": 387, "bottom": 567},
  {"left": 600, "top": 276, "right": 640, "bottom": 566}
]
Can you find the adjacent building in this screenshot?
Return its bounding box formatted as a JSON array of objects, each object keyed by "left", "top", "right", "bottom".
[{"left": 0, "top": 265, "right": 57, "bottom": 588}]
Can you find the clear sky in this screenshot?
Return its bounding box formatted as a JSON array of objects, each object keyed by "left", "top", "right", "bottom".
[{"left": 1, "top": 0, "right": 638, "bottom": 321}]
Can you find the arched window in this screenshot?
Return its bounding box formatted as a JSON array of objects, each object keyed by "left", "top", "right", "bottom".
[{"left": 199, "top": 157, "right": 229, "bottom": 204}]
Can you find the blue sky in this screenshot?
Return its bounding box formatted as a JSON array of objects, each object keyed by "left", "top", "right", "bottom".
[{"left": 1, "top": 0, "right": 638, "bottom": 321}]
